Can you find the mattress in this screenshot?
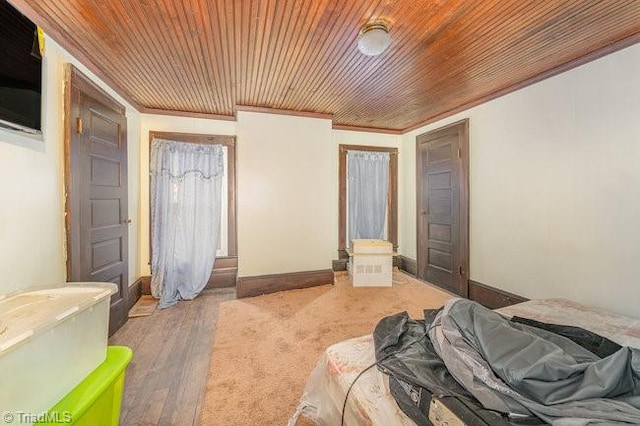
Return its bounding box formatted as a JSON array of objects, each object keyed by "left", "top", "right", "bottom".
[{"left": 289, "top": 298, "right": 640, "bottom": 426}]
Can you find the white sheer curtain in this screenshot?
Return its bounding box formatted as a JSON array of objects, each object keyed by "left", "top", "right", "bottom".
[
  {"left": 347, "top": 150, "right": 390, "bottom": 243},
  {"left": 150, "top": 139, "right": 224, "bottom": 308}
]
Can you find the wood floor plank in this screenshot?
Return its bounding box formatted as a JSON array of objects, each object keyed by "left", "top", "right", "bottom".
[
  {"left": 159, "top": 301, "right": 202, "bottom": 422},
  {"left": 109, "top": 288, "right": 236, "bottom": 426},
  {"left": 191, "top": 290, "right": 235, "bottom": 425},
  {"left": 133, "top": 304, "right": 202, "bottom": 424},
  {"left": 168, "top": 302, "right": 208, "bottom": 424},
  {"left": 142, "top": 387, "right": 171, "bottom": 426},
  {"left": 117, "top": 306, "right": 185, "bottom": 424}
]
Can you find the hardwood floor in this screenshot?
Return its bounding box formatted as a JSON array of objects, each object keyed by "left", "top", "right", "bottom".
[{"left": 110, "top": 288, "right": 236, "bottom": 426}]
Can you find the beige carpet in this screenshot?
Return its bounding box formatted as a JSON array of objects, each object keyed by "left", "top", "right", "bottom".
[{"left": 201, "top": 271, "right": 453, "bottom": 425}]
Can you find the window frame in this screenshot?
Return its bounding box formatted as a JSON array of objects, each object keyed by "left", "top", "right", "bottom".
[
  {"left": 338, "top": 144, "right": 398, "bottom": 254},
  {"left": 148, "top": 131, "right": 237, "bottom": 267}
]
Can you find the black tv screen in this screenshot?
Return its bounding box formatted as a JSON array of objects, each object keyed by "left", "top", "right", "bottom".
[{"left": 0, "top": 0, "right": 42, "bottom": 134}]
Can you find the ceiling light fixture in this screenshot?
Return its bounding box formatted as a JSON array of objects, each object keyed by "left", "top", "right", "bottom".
[{"left": 357, "top": 22, "right": 391, "bottom": 56}]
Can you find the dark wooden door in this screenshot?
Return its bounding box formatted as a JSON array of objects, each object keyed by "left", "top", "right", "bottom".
[
  {"left": 416, "top": 119, "right": 469, "bottom": 297},
  {"left": 66, "top": 67, "right": 129, "bottom": 335}
]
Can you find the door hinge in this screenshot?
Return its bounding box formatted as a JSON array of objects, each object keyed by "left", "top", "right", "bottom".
[
  {"left": 76, "top": 117, "right": 83, "bottom": 134},
  {"left": 457, "top": 147, "right": 462, "bottom": 158},
  {"left": 459, "top": 265, "right": 465, "bottom": 276}
]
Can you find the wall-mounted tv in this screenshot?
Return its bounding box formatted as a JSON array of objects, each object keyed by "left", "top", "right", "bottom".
[{"left": 0, "top": 0, "right": 42, "bottom": 134}]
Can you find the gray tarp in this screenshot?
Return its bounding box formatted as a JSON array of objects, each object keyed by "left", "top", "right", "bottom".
[{"left": 429, "top": 299, "right": 640, "bottom": 425}]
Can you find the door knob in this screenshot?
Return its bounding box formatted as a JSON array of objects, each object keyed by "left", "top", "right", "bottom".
[{"left": 124, "top": 218, "right": 132, "bottom": 225}]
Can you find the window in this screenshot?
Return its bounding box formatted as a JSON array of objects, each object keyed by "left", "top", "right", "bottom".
[
  {"left": 338, "top": 144, "right": 398, "bottom": 254},
  {"left": 148, "top": 131, "right": 237, "bottom": 262}
]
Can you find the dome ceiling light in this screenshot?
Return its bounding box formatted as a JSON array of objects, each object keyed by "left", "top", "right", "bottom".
[{"left": 357, "top": 21, "right": 391, "bottom": 56}]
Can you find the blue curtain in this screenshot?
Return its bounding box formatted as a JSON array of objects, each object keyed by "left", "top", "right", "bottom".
[
  {"left": 347, "top": 150, "right": 390, "bottom": 244},
  {"left": 150, "top": 139, "right": 224, "bottom": 308}
]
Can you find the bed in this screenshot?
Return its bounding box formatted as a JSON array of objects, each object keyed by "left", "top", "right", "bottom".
[{"left": 289, "top": 298, "right": 640, "bottom": 426}]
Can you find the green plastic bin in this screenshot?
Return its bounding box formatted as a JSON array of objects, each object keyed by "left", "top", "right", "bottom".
[{"left": 37, "top": 346, "right": 133, "bottom": 426}]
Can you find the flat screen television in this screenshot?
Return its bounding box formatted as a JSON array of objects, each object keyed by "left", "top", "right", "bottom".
[{"left": 0, "top": 0, "right": 42, "bottom": 134}]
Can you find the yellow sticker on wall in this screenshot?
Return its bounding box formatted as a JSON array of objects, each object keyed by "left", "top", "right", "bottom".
[{"left": 37, "top": 26, "right": 45, "bottom": 56}]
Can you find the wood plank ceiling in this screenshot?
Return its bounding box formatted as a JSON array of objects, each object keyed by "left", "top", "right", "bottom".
[{"left": 10, "top": 0, "right": 640, "bottom": 132}]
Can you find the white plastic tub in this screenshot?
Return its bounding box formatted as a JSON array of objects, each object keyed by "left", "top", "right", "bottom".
[{"left": 0, "top": 283, "right": 116, "bottom": 418}]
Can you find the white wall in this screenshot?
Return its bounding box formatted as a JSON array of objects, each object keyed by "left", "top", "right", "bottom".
[
  {"left": 235, "top": 113, "right": 401, "bottom": 277},
  {"left": 0, "top": 37, "right": 141, "bottom": 294},
  {"left": 236, "top": 112, "right": 334, "bottom": 276},
  {"left": 400, "top": 43, "right": 640, "bottom": 318}
]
